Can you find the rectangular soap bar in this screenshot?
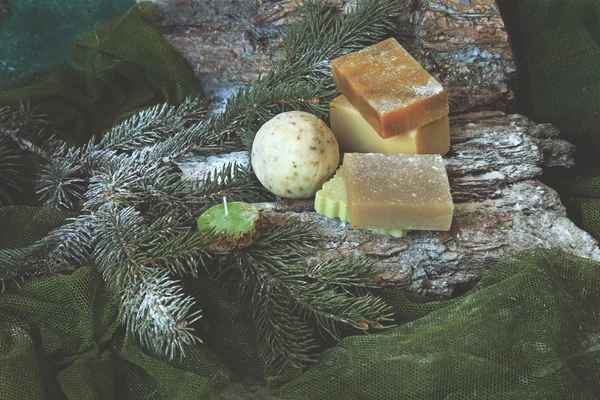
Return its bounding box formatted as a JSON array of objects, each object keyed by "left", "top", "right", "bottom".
[
  {"left": 331, "top": 38, "right": 449, "bottom": 138},
  {"left": 343, "top": 153, "right": 454, "bottom": 231},
  {"left": 330, "top": 95, "right": 450, "bottom": 155}
]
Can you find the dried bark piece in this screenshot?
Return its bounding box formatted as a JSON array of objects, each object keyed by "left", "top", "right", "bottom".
[{"left": 145, "top": 0, "right": 516, "bottom": 114}]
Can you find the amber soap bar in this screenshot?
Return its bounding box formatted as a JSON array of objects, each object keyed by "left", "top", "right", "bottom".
[
  {"left": 343, "top": 153, "right": 454, "bottom": 231},
  {"left": 332, "top": 38, "right": 449, "bottom": 138},
  {"left": 330, "top": 95, "right": 450, "bottom": 155}
]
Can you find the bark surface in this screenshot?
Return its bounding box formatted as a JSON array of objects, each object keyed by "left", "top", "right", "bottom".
[
  {"left": 150, "top": 0, "right": 596, "bottom": 298},
  {"left": 143, "top": 0, "right": 517, "bottom": 113},
  {"left": 178, "top": 112, "right": 597, "bottom": 297}
]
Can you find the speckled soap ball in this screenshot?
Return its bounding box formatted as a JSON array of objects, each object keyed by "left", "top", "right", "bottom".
[{"left": 251, "top": 111, "right": 340, "bottom": 199}]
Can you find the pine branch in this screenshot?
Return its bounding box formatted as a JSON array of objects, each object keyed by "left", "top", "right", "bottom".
[
  {"left": 0, "top": 215, "right": 93, "bottom": 291},
  {"left": 5, "top": 0, "right": 403, "bottom": 364},
  {"left": 0, "top": 248, "right": 33, "bottom": 291},
  {"left": 36, "top": 159, "right": 87, "bottom": 210},
  {"left": 0, "top": 103, "right": 52, "bottom": 161},
  {"left": 306, "top": 258, "right": 383, "bottom": 289},
  {"left": 252, "top": 287, "right": 317, "bottom": 373},
  {"left": 36, "top": 98, "right": 210, "bottom": 212},
  {"left": 91, "top": 202, "right": 209, "bottom": 359},
  {"left": 137, "top": 212, "right": 215, "bottom": 276},
  {"left": 0, "top": 137, "right": 25, "bottom": 205},
  {"left": 98, "top": 96, "right": 208, "bottom": 154},
  {"left": 240, "top": 219, "right": 392, "bottom": 375},
  {"left": 0, "top": 104, "right": 52, "bottom": 205}
]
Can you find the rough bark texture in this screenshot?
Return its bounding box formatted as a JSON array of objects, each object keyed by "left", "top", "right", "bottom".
[
  {"left": 143, "top": 0, "right": 516, "bottom": 114},
  {"left": 154, "top": 0, "right": 598, "bottom": 298},
  {"left": 179, "top": 112, "right": 598, "bottom": 298}
]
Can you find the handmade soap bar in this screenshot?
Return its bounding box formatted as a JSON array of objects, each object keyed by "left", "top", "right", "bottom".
[
  {"left": 314, "top": 167, "right": 408, "bottom": 237},
  {"left": 331, "top": 38, "right": 449, "bottom": 138},
  {"left": 330, "top": 95, "right": 450, "bottom": 155},
  {"left": 343, "top": 153, "right": 454, "bottom": 231}
]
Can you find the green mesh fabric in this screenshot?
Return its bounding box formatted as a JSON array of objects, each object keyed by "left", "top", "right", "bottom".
[
  {"left": 0, "top": 267, "right": 234, "bottom": 400},
  {"left": 0, "top": 0, "right": 135, "bottom": 86},
  {"left": 0, "top": 1, "right": 203, "bottom": 146},
  {"left": 498, "top": 0, "right": 600, "bottom": 241},
  {"left": 2, "top": 250, "right": 600, "bottom": 399},
  {"left": 269, "top": 249, "right": 600, "bottom": 399},
  {"left": 0, "top": 206, "right": 75, "bottom": 249}
]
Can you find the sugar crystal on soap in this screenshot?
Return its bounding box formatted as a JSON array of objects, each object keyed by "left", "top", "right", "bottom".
[
  {"left": 331, "top": 38, "right": 449, "bottom": 138},
  {"left": 342, "top": 153, "right": 454, "bottom": 231}
]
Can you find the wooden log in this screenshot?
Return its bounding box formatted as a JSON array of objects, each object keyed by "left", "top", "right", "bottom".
[
  {"left": 142, "top": 0, "right": 517, "bottom": 114},
  {"left": 154, "top": 0, "right": 599, "bottom": 298},
  {"left": 178, "top": 112, "right": 598, "bottom": 298}
]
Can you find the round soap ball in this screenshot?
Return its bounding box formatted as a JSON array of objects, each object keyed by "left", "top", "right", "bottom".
[{"left": 251, "top": 111, "right": 340, "bottom": 199}]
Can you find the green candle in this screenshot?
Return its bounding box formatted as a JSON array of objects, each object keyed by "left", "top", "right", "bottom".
[{"left": 197, "top": 197, "right": 261, "bottom": 251}]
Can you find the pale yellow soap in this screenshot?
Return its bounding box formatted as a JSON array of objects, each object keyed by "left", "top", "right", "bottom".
[
  {"left": 343, "top": 153, "right": 454, "bottom": 231},
  {"left": 330, "top": 95, "right": 450, "bottom": 155}
]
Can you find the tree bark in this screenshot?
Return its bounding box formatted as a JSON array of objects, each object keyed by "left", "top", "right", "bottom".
[
  {"left": 151, "top": 0, "right": 598, "bottom": 298},
  {"left": 144, "top": 0, "right": 517, "bottom": 114},
  {"left": 179, "top": 112, "right": 598, "bottom": 298}
]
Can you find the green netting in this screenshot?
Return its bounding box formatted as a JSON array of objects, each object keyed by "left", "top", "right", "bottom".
[
  {"left": 0, "top": 0, "right": 135, "bottom": 86},
  {"left": 0, "top": 267, "right": 235, "bottom": 400},
  {"left": 269, "top": 249, "right": 600, "bottom": 399},
  {"left": 499, "top": 0, "right": 600, "bottom": 241},
  {"left": 1, "top": 249, "right": 599, "bottom": 399},
  {"left": 0, "top": 206, "right": 75, "bottom": 249},
  {"left": 0, "top": 1, "right": 203, "bottom": 146}
]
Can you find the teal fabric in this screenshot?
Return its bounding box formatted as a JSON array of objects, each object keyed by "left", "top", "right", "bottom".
[{"left": 0, "top": 0, "right": 135, "bottom": 86}]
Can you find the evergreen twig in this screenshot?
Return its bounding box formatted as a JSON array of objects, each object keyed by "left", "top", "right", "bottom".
[
  {"left": 240, "top": 220, "right": 392, "bottom": 375},
  {"left": 0, "top": 104, "right": 51, "bottom": 205},
  {"left": 90, "top": 202, "right": 211, "bottom": 358}
]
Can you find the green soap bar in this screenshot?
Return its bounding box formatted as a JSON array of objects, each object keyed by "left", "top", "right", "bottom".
[
  {"left": 315, "top": 168, "right": 349, "bottom": 222},
  {"left": 368, "top": 227, "right": 410, "bottom": 238},
  {"left": 314, "top": 167, "right": 409, "bottom": 237}
]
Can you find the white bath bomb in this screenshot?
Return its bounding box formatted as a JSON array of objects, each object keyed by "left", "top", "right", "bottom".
[{"left": 251, "top": 111, "right": 340, "bottom": 199}]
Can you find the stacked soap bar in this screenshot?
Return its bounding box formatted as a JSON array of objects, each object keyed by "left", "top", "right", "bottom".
[
  {"left": 330, "top": 38, "right": 450, "bottom": 154},
  {"left": 330, "top": 95, "right": 450, "bottom": 155},
  {"left": 342, "top": 153, "right": 453, "bottom": 231}
]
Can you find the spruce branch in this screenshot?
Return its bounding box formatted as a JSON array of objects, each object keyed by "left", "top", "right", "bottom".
[
  {"left": 91, "top": 202, "right": 209, "bottom": 358},
  {"left": 253, "top": 288, "right": 317, "bottom": 373},
  {"left": 98, "top": 96, "right": 208, "bottom": 154},
  {"left": 0, "top": 103, "right": 52, "bottom": 161},
  {"left": 240, "top": 219, "right": 392, "bottom": 375},
  {"left": 36, "top": 160, "right": 87, "bottom": 210},
  {"left": 0, "top": 137, "right": 25, "bottom": 204},
  {"left": 0, "top": 104, "right": 53, "bottom": 205},
  {"left": 137, "top": 212, "right": 215, "bottom": 276},
  {"left": 0, "top": 215, "right": 93, "bottom": 291}
]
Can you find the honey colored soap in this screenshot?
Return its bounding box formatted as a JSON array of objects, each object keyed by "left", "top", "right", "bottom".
[
  {"left": 314, "top": 167, "right": 408, "bottom": 237},
  {"left": 343, "top": 153, "right": 454, "bottom": 231},
  {"left": 331, "top": 38, "right": 449, "bottom": 138},
  {"left": 330, "top": 95, "right": 450, "bottom": 155}
]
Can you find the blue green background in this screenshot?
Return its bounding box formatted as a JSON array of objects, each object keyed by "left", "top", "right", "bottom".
[{"left": 0, "top": 0, "right": 136, "bottom": 86}]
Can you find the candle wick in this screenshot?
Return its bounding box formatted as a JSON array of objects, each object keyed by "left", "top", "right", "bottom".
[{"left": 223, "top": 196, "right": 229, "bottom": 216}]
